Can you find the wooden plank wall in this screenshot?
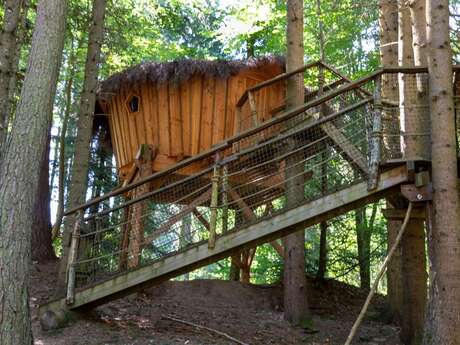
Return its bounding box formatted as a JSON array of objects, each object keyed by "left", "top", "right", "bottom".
[{"left": 107, "top": 65, "right": 284, "bottom": 179}]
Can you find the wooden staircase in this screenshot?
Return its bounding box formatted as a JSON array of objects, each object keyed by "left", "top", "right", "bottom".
[
  {"left": 39, "top": 64, "right": 433, "bottom": 322},
  {"left": 39, "top": 165, "right": 408, "bottom": 315}
]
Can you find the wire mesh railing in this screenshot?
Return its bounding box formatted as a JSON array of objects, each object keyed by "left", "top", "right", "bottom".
[
  {"left": 63, "top": 66, "right": 432, "bottom": 304},
  {"left": 234, "top": 61, "right": 363, "bottom": 137}
]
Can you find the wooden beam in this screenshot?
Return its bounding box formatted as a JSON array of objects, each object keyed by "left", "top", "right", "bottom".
[
  {"left": 227, "top": 186, "right": 256, "bottom": 221},
  {"left": 144, "top": 189, "right": 211, "bottom": 243},
  {"left": 382, "top": 207, "right": 426, "bottom": 219},
  {"left": 236, "top": 61, "right": 322, "bottom": 107},
  {"left": 227, "top": 187, "right": 285, "bottom": 257},
  {"left": 39, "top": 165, "right": 407, "bottom": 314},
  {"left": 320, "top": 122, "right": 368, "bottom": 173},
  {"left": 270, "top": 240, "right": 284, "bottom": 258},
  {"left": 192, "top": 209, "right": 211, "bottom": 230},
  {"left": 122, "top": 163, "right": 138, "bottom": 187}
]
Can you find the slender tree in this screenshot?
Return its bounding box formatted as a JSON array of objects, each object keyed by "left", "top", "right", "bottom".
[
  {"left": 379, "top": 0, "right": 403, "bottom": 324},
  {"left": 0, "top": 0, "right": 23, "bottom": 150},
  {"left": 31, "top": 131, "right": 57, "bottom": 262},
  {"left": 355, "top": 205, "right": 377, "bottom": 290},
  {"left": 5, "top": 0, "right": 30, "bottom": 132},
  {"left": 0, "top": 0, "right": 68, "bottom": 342},
  {"left": 315, "top": 0, "right": 328, "bottom": 282},
  {"left": 423, "top": 0, "right": 460, "bottom": 343},
  {"left": 283, "top": 0, "right": 311, "bottom": 327},
  {"left": 58, "top": 0, "right": 107, "bottom": 287},
  {"left": 398, "top": 2, "right": 427, "bottom": 343},
  {"left": 52, "top": 37, "right": 79, "bottom": 239}
]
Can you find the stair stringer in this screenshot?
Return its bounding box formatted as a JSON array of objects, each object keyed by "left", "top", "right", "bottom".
[{"left": 39, "top": 165, "right": 408, "bottom": 316}]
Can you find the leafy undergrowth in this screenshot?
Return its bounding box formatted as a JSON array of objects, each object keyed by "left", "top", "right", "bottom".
[{"left": 30, "top": 262, "right": 401, "bottom": 345}]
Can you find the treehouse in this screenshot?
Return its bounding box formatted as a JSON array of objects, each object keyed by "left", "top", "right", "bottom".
[{"left": 96, "top": 57, "right": 286, "bottom": 183}]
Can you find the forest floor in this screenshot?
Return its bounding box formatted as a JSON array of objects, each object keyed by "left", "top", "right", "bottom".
[{"left": 30, "top": 261, "right": 402, "bottom": 345}]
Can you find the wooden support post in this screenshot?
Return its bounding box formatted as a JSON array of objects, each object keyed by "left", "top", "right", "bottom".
[
  {"left": 368, "top": 75, "right": 382, "bottom": 190},
  {"left": 228, "top": 188, "right": 284, "bottom": 258},
  {"left": 234, "top": 106, "right": 242, "bottom": 152},
  {"left": 222, "top": 165, "right": 229, "bottom": 233},
  {"left": 119, "top": 205, "right": 131, "bottom": 271},
  {"left": 208, "top": 163, "right": 220, "bottom": 249},
  {"left": 248, "top": 91, "right": 258, "bottom": 127},
  {"left": 66, "top": 211, "right": 82, "bottom": 305},
  {"left": 127, "top": 144, "right": 155, "bottom": 269}
]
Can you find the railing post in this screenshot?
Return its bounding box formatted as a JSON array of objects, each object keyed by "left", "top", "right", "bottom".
[
  {"left": 221, "top": 165, "right": 229, "bottom": 233},
  {"left": 209, "top": 158, "right": 221, "bottom": 249},
  {"left": 368, "top": 75, "right": 382, "bottom": 190},
  {"left": 66, "top": 210, "right": 82, "bottom": 305}
]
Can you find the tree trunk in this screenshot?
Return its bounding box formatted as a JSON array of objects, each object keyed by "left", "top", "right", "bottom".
[
  {"left": 49, "top": 126, "right": 60, "bottom": 190},
  {"left": 423, "top": 0, "right": 460, "bottom": 343},
  {"left": 379, "top": 0, "right": 403, "bottom": 324},
  {"left": 355, "top": 207, "right": 371, "bottom": 290},
  {"left": 229, "top": 255, "right": 241, "bottom": 281},
  {"left": 283, "top": 0, "right": 311, "bottom": 327},
  {"left": 401, "top": 217, "right": 427, "bottom": 345},
  {"left": 240, "top": 248, "right": 253, "bottom": 284},
  {"left": 315, "top": 0, "right": 327, "bottom": 283},
  {"left": 316, "top": 222, "right": 327, "bottom": 281},
  {"left": 0, "top": 0, "right": 22, "bottom": 149},
  {"left": 0, "top": 0, "right": 67, "bottom": 343},
  {"left": 386, "top": 214, "right": 403, "bottom": 323},
  {"left": 58, "top": 0, "right": 107, "bottom": 288},
  {"left": 4, "top": 0, "right": 30, "bottom": 139},
  {"left": 31, "top": 131, "right": 56, "bottom": 262},
  {"left": 409, "top": 0, "right": 430, "bottom": 154},
  {"left": 52, "top": 40, "right": 77, "bottom": 239},
  {"left": 398, "top": 2, "right": 427, "bottom": 343}
]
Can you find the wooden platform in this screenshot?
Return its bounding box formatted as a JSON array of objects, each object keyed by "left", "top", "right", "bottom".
[{"left": 39, "top": 165, "right": 408, "bottom": 316}]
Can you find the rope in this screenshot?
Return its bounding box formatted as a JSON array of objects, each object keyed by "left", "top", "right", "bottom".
[{"left": 344, "top": 202, "right": 414, "bottom": 345}]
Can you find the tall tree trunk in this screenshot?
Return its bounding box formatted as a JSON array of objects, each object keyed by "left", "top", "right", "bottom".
[
  {"left": 49, "top": 126, "right": 60, "bottom": 190},
  {"left": 229, "top": 254, "right": 241, "bottom": 281},
  {"left": 316, "top": 222, "right": 327, "bottom": 281},
  {"left": 31, "top": 131, "right": 56, "bottom": 262},
  {"left": 52, "top": 40, "right": 77, "bottom": 239},
  {"left": 283, "top": 0, "right": 311, "bottom": 327},
  {"left": 355, "top": 207, "right": 371, "bottom": 290},
  {"left": 401, "top": 218, "right": 426, "bottom": 345},
  {"left": 0, "top": 0, "right": 67, "bottom": 343},
  {"left": 423, "top": 0, "right": 460, "bottom": 343},
  {"left": 0, "top": 0, "right": 22, "bottom": 150},
  {"left": 315, "top": 0, "right": 328, "bottom": 282},
  {"left": 379, "top": 0, "right": 403, "bottom": 324},
  {"left": 58, "top": 0, "right": 107, "bottom": 288},
  {"left": 4, "top": 0, "right": 30, "bottom": 135},
  {"left": 398, "top": 2, "right": 427, "bottom": 343}
]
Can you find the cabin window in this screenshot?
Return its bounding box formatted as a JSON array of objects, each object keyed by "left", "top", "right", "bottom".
[{"left": 126, "top": 95, "right": 140, "bottom": 113}]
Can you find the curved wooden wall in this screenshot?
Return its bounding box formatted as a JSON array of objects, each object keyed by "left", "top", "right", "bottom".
[{"left": 102, "top": 65, "right": 284, "bottom": 179}]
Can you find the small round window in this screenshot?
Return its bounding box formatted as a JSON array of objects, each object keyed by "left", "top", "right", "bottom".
[{"left": 127, "top": 95, "right": 140, "bottom": 113}]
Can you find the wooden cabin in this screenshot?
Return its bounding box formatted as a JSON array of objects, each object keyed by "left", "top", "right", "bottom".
[{"left": 95, "top": 57, "right": 285, "bottom": 182}]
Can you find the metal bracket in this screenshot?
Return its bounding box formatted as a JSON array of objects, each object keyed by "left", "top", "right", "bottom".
[{"left": 401, "top": 183, "right": 433, "bottom": 202}]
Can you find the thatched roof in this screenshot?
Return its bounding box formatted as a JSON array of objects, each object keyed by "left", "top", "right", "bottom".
[{"left": 97, "top": 56, "right": 285, "bottom": 100}]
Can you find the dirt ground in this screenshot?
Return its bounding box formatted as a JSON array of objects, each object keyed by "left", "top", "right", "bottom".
[{"left": 30, "top": 261, "right": 402, "bottom": 345}]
